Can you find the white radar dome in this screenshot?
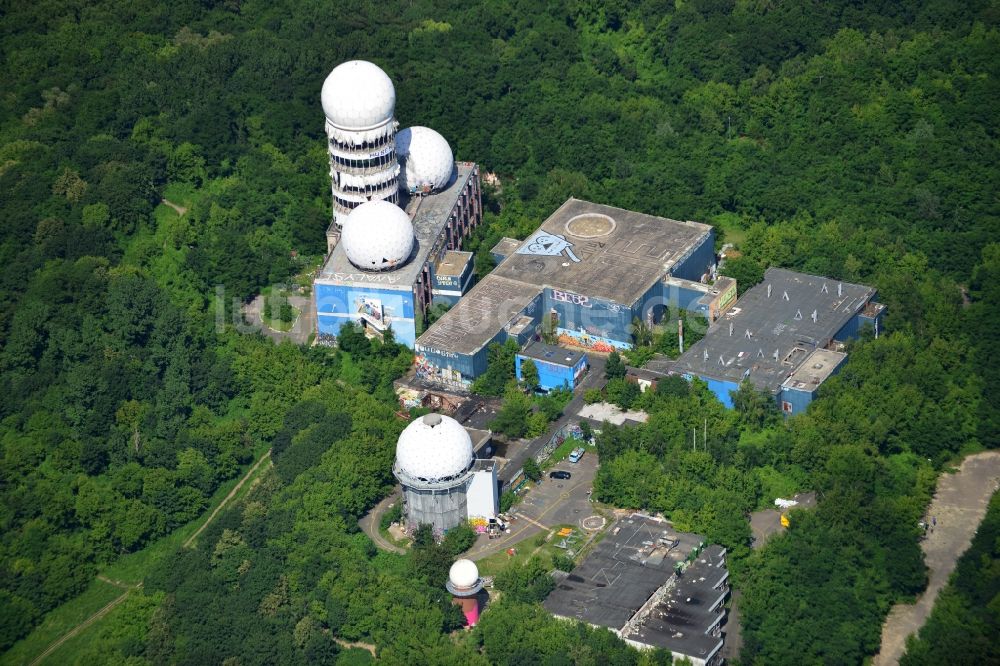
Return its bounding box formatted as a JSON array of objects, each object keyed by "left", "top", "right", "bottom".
[
  {"left": 340, "top": 200, "right": 414, "bottom": 271},
  {"left": 449, "top": 559, "right": 480, "bottom": 590},
  {"left": 395, "top": 414, "right": 474, "bottom": 483},
  {"left": 321, "top": 60, "right": 396, "bottom": 129},
  {"left": 397, "top": 126, "right": 455, "bottom": 193}
]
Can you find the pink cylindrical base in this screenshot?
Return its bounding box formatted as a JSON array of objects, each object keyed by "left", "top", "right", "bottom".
[{"left": 453, "top": 595, "right": 479, "bottom": 626}]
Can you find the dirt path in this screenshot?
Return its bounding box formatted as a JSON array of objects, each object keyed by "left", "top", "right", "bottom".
[
  {"left": 29, "top": 583, "right": 142, "bottom": 666},
  {"left": 358, "top": 489, "right": 406, "bottom": 555},
  {"left": 333, "top": 637, "right": 377, "bottom": 657},
  {"left": 184, "top": 449, "right": 272, "bottom": 549},
  {"left": 872, "top": 451, "right": 1000, "bottom": 665},
  {"left": 161, "top": 198, "right": 187, "bottom": 216}
]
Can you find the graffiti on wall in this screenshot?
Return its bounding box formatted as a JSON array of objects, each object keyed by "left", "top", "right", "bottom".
[
  {"left": 357, "top": 297, "right": 385, "bottom": 330},
  {"left": 414, "top": 354, "right": 470, "bottom": 390},
  {"left": 556, "top": 327, "right": 630, "bottom": 353}
]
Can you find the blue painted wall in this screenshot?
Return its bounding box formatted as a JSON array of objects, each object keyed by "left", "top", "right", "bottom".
[
  {"left": 684, "top": 374, "right": 739, "bottom": 408},
  {"left": 834, "top": 300, "right": 885, "bottom": 342},
  {"left": 315, "top": 283, "right": 416, "bottom": 347},
  {"left": 671, "top": 230, "right": 716, "bottom": 282},
  {"left": 544, "top": 288, "right": 633, "bottom": 348},
  {"left": 516, "top": 353, "right": 587, "bottom": 391},
  {"left": 778, "top": 387, "right": 815, "bottom": 416}
]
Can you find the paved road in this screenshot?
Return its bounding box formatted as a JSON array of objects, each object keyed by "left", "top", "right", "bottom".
[
  {"left": 358, "top": 488, "right": 406, "bottom": 555},
  {"left": 872, "top": 451, "right": 1000, "bottom": 666},
  {"left": 497, "top": 353, "right": 607, "bottom": 488},
  {"left": 243, "top": 291, "right": 314, "bottom": 345},
  {"left": 468, "top": 451, "right": 602, "bottom": 560}
]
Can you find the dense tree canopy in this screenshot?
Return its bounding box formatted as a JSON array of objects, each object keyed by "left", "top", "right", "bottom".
[{"left": 1, "top": 0, "right": 997, "bottom": 662}]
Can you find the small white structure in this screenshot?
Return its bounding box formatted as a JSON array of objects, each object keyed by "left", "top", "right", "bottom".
[
  {"left": 396, "top": 126, "right": 455, "bottom": 194},
  {"left": 446, "top": 558, "right": 484, "bottom": 626},
  {"left": 321, "top": 60, "right": 401, "bottom": 226},
  {"left": 393, "top": 413, "right": 497, "bottom": 533},
  {"left": 340, "top": 200, "right": 414, "bottom": 271}
]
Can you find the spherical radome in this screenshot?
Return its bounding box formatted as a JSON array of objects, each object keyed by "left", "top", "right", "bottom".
[
  {"left": 395, "top": 414, "right": 474, "bottom": 483},
  {"left": 321, "top": 60, "right": 396, "bottom": 129},
  {"left": 397, "top": 126, "right": 455, "bottom": 192},
  {"left": 449, "top": 559, "right": 480, "bottom": 589},
  {"left": 340, "top": 201, "right": 414, "bottom": 271}
]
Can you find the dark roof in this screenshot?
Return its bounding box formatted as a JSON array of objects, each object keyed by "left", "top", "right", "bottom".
[
  {"left": 673, "top": 268, "right": 876, "bottom": 392},
  {"left": 543, "top": 516, "right": 704, "bottom": 629},
  {"left": 518, "top": 341, "right": 586, "bottom": 367},
  {"left": 624, "top": 545, "right": 729, "bottom": 661}
]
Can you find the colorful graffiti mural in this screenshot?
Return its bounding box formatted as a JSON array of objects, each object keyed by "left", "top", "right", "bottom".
[
  {"left": 414, "top": 353, "right": 470, "bottom": 390},
  {"left": 555, "top": 327, "right": 630, "bottom": 353}
]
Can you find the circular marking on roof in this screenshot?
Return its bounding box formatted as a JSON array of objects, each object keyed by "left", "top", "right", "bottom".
[{"left": 565, "top": 213, "right": 616, "bottom": 238}]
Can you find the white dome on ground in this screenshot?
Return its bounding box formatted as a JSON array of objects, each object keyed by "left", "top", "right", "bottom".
[
  {"left": 321, "top": 60, "right": 396, "bottom": 129},
  {"left": 396, "top": 127, "right": 455, "bottom": 192},
  {"left": 395, "top": 414, "right": 474, "bottom": 483},
  {"left": 449, "top": 559, "right": 480, "bottom": 589},
  {"left": 340, "top": 200, "right": 414, "bottom": 271}
]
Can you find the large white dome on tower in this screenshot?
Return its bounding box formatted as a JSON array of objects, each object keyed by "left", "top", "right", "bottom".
[
  {"left": 396, "top": 126, "right": 455, "bottom": 193},
  {"left": 395, "top": 414, "right": 474, "bottom": 483},
  {"left": 340, "top": 200, "right": 414, "bottom": 271},
  {"left": 321, "top": 60, "right": 396, "bottom": 130}
]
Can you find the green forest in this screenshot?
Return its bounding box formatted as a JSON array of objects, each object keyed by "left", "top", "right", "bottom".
[{"left": 1, "top": 0, "right": 997, "bottom": 663}]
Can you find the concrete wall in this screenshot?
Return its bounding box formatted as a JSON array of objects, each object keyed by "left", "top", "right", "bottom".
[
  {"left": 467, "top": 468, "right": 498, "bottom": 521},
  {"left": 402, "top": 482, "right": 469, "bottom": 533}
]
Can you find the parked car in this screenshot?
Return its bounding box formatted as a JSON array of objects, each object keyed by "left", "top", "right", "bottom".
[
  {"left": 549, "top": 470, "right": 571, "bottom": 480},
  {"left": 568, "top": 447, "right": 585, "bottom": 463}
]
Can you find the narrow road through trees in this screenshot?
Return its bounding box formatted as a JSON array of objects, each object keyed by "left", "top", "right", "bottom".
[{"left": 872, "top": 451, "right": 1000, "bottom": 665}]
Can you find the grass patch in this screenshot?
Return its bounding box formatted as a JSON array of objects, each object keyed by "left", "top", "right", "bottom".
[
  {"left": 712, "top": 211, "right": 748, "bottom": 248},
  {"left": 162, "top": 181, "right": 202, "bottom": 208},
  {"left": 476, "top": 523, "right": 590, "bottom": 577},
  {"left": 541, "top": 438, "right": 581, "bottom": 470},
  {"left": 37, "top": 590, "right": 164, "bottom": 665},
  {"left": 1, "top": 580, "right": 123, "bottom": 666}
]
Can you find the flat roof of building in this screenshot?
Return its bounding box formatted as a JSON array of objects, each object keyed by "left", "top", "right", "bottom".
[
  {"left": 490, "top": 237, "right": 521, "bottom": 257},
  {"left": 416, "top": 199, "right": 712, "bottom": 357},
  {"left": 781, "top": 349, "right": 847, "bottom": 393},
  {"left": 436, "top": 250, "right": 472, "bottom": 277},
  {"left": 543, "top": 515, "right": 704, "bottom": 629},
  {"left": 624, "top": 545, "right": 728, "bottom": 660},
  {"left": 491, "top": 199, "right": 712, "bottom": 306},
  {"left": 519, "top": 341, "right": 585, "bottom": 368},
  {"left": 316, "top": 162, "right": 475, "bottom": 289},
  {"left": 415, "top": 275, "right": 540, "bottom": 356},
  {"left": 673, "top": 268, "right": 876, "bottom": 392}
]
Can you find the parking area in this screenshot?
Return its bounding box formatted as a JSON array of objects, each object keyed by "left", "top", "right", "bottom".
[{"left": 468, "top": 449, "right": 602, "bottom": 560}]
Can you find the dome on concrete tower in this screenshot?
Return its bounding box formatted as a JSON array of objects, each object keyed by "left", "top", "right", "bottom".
[
  {"left": 395, "top": 414, "right": 474, "bottom": 484},
  {"left": 321, "top": 60, "right": 396, "bottom": 129},
  {"left": 340, "top": 200, "right": 414, "bottom": 271},
  {"left": 396, "top": 126, "right": 455, "bottom": 193}
]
